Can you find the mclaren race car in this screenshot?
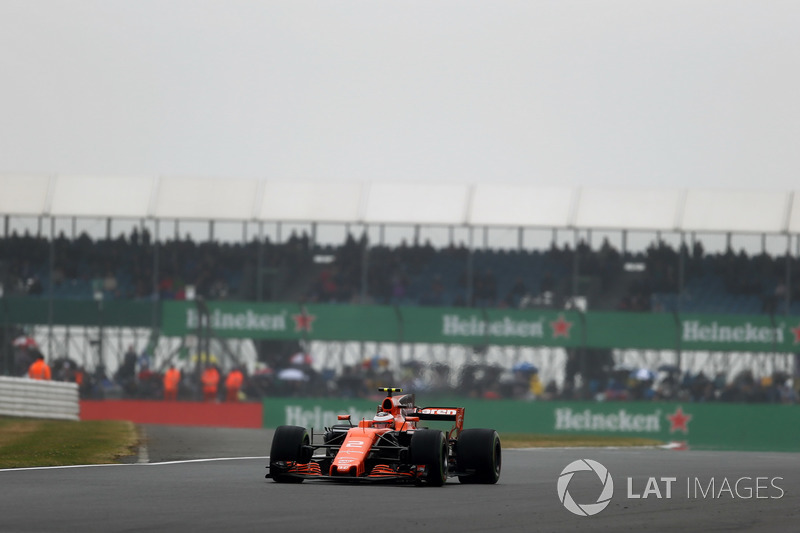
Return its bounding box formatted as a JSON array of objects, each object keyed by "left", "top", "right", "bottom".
[{"left": 266, "top": 388, "right": 501, "bottom": 486}]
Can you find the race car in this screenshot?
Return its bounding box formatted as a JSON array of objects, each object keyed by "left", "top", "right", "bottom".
[{"left": 266, "top": 388, "right": 501, "bottom": 486}]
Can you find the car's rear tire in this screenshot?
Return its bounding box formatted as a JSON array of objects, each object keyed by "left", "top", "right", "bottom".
[
  {"left": 269, "top": 425, "right": 310, "bottom": 483},
  {"left": 456, "top": 429, "right": 501, "bottom": 484},
  {"left": 410, "top": 429, "right": 447, "bottom": 486}
]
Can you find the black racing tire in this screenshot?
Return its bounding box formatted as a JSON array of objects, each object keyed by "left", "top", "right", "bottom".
[
  {"left": 456, "top": 429, "right": 501, "bottom": 484},
  {"left": 269, "top": 425, "right": 310, "bottom": 483},
  {"left": 410, "top": 429, "right": 448, "bottom": 486}
]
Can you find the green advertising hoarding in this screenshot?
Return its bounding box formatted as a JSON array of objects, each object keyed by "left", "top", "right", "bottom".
[
  {"left": 161, "top": 301, "right": 401, "bottom": 342},
  {"left": 263, "top": 397, "right": 800, "bottom": 452},
  {"left": 399, "top": 306, "right": 582, "bottom": 347},
  {"left": 585, "top": 311, "right": 678, "bottom": 350},
  {"left": 7, "top": 299, "right": 800, "bottom": 352},
  {"left": 160, "top": 301, "right": 608, "bottom": 347},
  {"left": 161, "top": 300, "right": 800, "bottom": 353},
  {"left": 1, "top": 297, "right": 154, "bottom": 328}
]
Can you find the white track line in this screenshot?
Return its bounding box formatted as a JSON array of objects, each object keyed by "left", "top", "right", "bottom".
[
  {"left": 0, "top": 446, "right": 676, "bottom": 474},
  {"left": 137, "top": 427, "right": 149, "bottom": 464},
  {"left": 0, "top": 456, "right": 270, "bottom": 473},
  {"left": 507, "top": 446, "right": 666, "bottom": 451}
]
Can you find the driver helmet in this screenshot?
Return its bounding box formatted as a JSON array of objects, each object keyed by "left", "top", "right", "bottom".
[{"left": 373, "top": 411, "right": 394, "bottom": 429}]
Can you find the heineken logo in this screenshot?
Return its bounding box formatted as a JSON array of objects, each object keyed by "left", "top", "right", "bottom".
[
  {"left": 186, "top": 307, "right": 287, "bottom": 331},
  {"left": 555, "top": 407, "right": 662, "bottom": 433},
  {"left": 555, "top": 406, "right": 694, "bottom": 434},
  {"left": 285, "top": 405, "right": 375, "bottom": 428},
  {"left": 682, "top": 320, "right": 784, "bottom": 344},
  {"left": 442, "top": 313, "right": 573, "bottom": 339}
]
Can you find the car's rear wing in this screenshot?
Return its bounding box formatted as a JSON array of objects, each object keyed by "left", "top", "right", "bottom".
[{"left": 415, "top": 407, "right": 465, "bottom": 435}]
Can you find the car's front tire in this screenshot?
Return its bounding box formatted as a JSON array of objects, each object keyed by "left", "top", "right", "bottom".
[
  {"left": 269, "top": 425, "right": 310, "bottom": 483},
  {"left": 410, "top": 429, "right": 448, "bottom": 486}
]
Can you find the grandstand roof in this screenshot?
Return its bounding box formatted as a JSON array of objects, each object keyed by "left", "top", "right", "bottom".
[{"left": 1, "top": 175, "right": 796, "bottom": 234}]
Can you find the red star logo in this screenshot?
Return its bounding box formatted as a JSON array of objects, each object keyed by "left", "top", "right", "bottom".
[
  {"left": 550, "top": 315, "right": 573, "bottom": 338},
  {"left": 292, "top": 311, "right": 316, "bottom": 332},
  {"left": 791, "top": 324, "right": 800, "bottom": 344},
  {"left": 667, "top": 406, "right": 692, "bottom": 433}
]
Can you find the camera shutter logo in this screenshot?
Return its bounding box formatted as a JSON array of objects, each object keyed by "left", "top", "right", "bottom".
[{"left": 557, "top": 459, "right": 614, "bottom": 516}]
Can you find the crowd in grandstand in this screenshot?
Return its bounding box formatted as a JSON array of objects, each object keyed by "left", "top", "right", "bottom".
[
  {"left": 3, "top": 227, "right": 800, "bottom": 314},
  {"left": 5, "top": 334, "right": 796, "bottom": 405},
  {"left": 2, "top": 228, "right": 798, "bottom": 403}
]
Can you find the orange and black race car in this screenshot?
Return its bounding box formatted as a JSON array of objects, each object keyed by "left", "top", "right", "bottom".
[{"left": 266, "top": 388, "right": 501, "bottom": 486}]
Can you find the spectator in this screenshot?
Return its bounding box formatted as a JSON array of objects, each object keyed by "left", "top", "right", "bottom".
[
  {"left": 13, "top": 345, "right": 35, "bottom": 377},
  {"left": 27, "top": 276, "right": 43, "bottom": 295},
  {"left": 529, "top": 373, "right": 544, "bottom": 399},
  {"left": 336, "top": 365, "right": 366, "bottom": 398},
  {"left": 540, "top": 271, "right": 555, "bottom": 294},
  {"left": 28, "top": 353, "right": 51, "bottom": 380},
  {"left": 201, "top": 365, "right": 220, "bottom": 402},
  {"left": 390, "top": 272, "right": 408, "bottom": 304},
  {"left": 74, "top": 365, "right": 89, "bottom": 398},
  {"left": 505, "top": 277, "right": 528, "bottom": 308},
  {"left": 116, "top": 346, "right": 138, "bottom": 396},
  {"left": 420, "top": 274, "right": 445, "bottom": 306},
  {"left": 479, "top": 268, "right": 497, "bottom": 306},
  {"left": 136, "top": 363, "right": 160, "bottom": 399},
  {"left": 163, "top": 364, "right": 181, "bottom": 401},
  {"left": 543, "top": 380, "right": 559, "bottom": 400},
  {"left": 225, "top": 367, "right": 245, "bottom": 402},
  {"left": 103, "top": 269, "right": 118, "bottom": 297}
]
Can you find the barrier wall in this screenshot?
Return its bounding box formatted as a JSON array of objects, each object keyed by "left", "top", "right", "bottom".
[
  {"left": 0, "top": 376, "right": 79, "bottom": 421},
  {"left": 262, "top": 397, "right": 800, "bottom": 453},
  {"left": 80, "top": 400, "right": 263, "bottom": 428}
]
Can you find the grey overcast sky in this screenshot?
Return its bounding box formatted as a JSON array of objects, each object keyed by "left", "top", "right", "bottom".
[{"left": 1, "top": 0, "right": 799, "bottom": 191}]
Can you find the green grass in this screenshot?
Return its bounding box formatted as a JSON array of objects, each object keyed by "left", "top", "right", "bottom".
[
  {"left": 500, "top": 433, "right": 663, "bottom": 448},
  {"left": 0, "top": 417, "right": 139, "bottom": 469},
  {"left": 0, "top": 418, "right": 660, "bottom": 469}
]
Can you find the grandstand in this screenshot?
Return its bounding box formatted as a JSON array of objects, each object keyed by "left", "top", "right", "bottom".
[{"left": 1, "top": 175, "right": 798, "bottom": 402}]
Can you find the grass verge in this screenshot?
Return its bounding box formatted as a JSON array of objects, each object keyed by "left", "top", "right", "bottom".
[
  {"left": 0, "top": 417, "right": 139, "bottom": 469},
  {"left": 0, "top": 418, "right": 661, "bottom": 469},
  {"left": 501, "top": 433, "right": 663, "bottom": 448}
]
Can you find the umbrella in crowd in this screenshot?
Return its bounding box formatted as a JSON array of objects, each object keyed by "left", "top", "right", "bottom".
[
  {"left": 277, "top": 367, "right": 308, "bottom": 381},
  {"left": 253, "top": 363, "right": 273, "bottom": 376},
  {"left": 632, "top": 368, "right": 656, "bottom": 381},
  {"left": 512, "top": 361, "right": 539, "bottom": 373},
  {"left": 13, "top": 336, "right": 37, "bottom": 349},
  {"left": 290, "top": 352, "right": 313, "bottom": 366},
  {"left": 363, "top": 355, "right": 389, "bottom": 369}
]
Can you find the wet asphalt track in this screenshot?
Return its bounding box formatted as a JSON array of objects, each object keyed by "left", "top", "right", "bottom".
[{"left": 1, "top": 425, "right": 798, "bottom": 532}]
